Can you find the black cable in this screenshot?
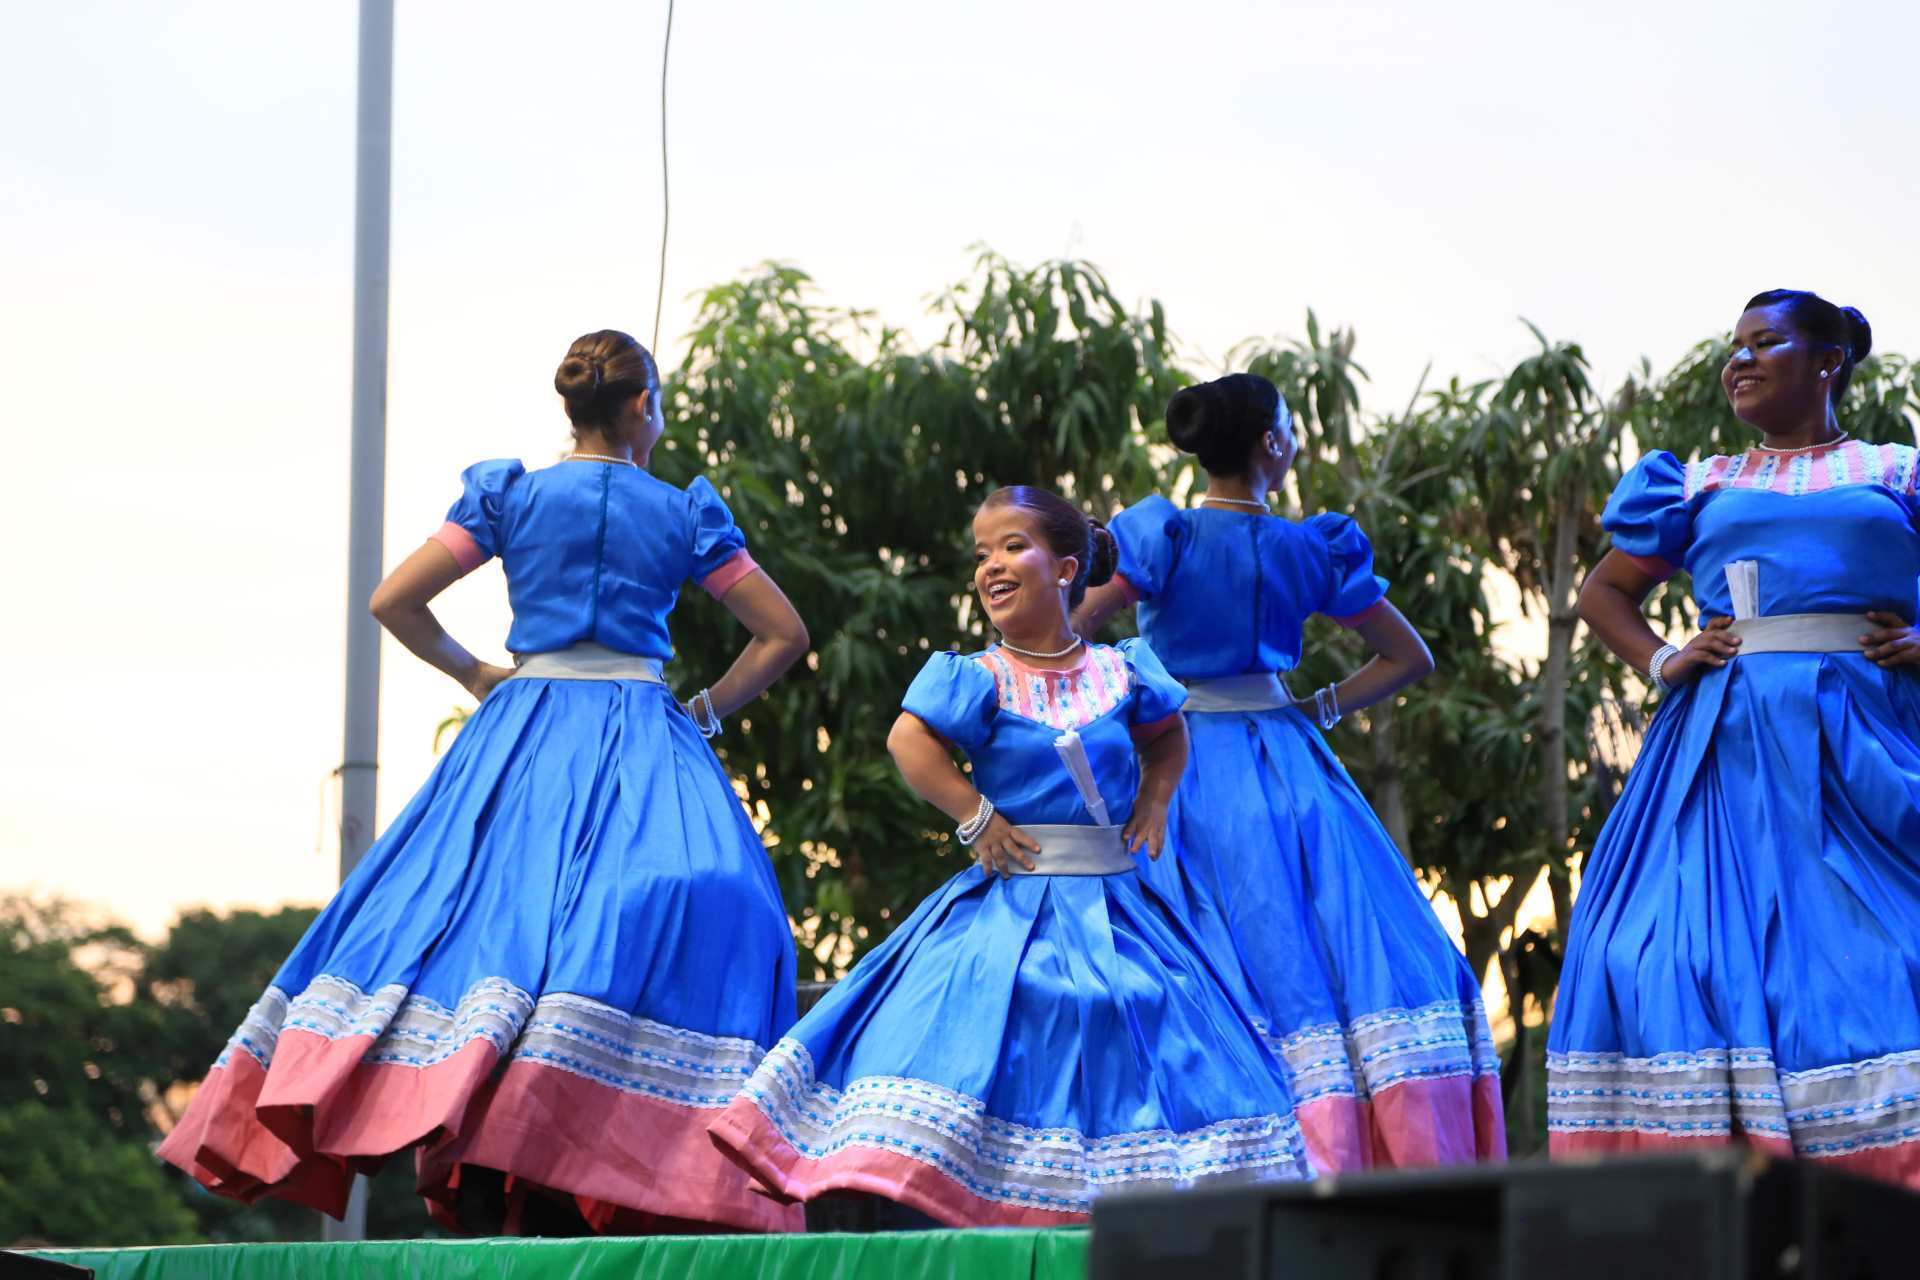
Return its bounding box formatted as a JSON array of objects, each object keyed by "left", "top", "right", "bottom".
[{"left": 652, "top": 0, "right": 675, "bottom": 354}]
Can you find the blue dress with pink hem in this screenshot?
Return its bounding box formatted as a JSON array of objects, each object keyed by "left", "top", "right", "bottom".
[
  {"left": 158, "top": 458, "right": 800, "bottom": 1233},
  {"left": 710, "top": 639, "right": 1313, "bottom": 1227},
  {"left": 1109, "top": 496, "right": 1504, "bottom": 1173},
  {"left": 1548, "top": 440, "right": 1920, "bottom": 1189}
]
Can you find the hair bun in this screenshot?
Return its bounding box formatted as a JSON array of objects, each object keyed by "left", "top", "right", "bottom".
[
  {"left": 1165, "top": 383, "right": 1215, "bottom": 456},
  {"left": 1165, "top": 374, "right": 1281, "bottom": 476},
  {"left": 1085, "top": 520, "right": 1118, "bottom": 589},
  {"left": 1842, "top": 306, "right": 1874, "bottom": 362}
]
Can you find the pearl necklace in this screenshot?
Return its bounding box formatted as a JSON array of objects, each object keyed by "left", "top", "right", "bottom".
[
  {"left": 1751, "top": 431, "right": 1849, "bottom": 456},
  {"left": 1200, "top": 496, "right": 1270, "bottom": 511},
  {"left": 998, "top": 635, "right": 1084, "bottom": 660},
  {"left": 568, "top": 452, "right": 638, "bottom": 467}
]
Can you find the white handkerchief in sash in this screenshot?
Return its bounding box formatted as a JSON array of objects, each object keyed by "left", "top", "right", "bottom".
[
  {"left": 1051, "top": 729, "right": 1112, "bottom": 827},
  {"left": 1725, "top": 560, "right": 1761, "bottom": 621}
]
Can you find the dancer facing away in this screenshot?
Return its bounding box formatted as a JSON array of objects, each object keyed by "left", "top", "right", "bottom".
[
  {"left": 160, "top": 330, "right": 809, "bottom": 1233},
  {"left": 1073, "top": 374, "right": 1505, "bottom": 1172},
  {"left": 710, "top": 485, "right": 1313, "bottom": 1225},
  {"left": 1549, "top": 291, "right": 1920, "bottom": 1186}
]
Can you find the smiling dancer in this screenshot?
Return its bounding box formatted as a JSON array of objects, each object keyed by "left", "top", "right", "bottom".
[
  {"left": 1074, "top": 374, "right": 1504, "bottom": 1172},
  {"left": 160, "top": 329, "right": 808, "bottom": 1233},
  {"left": 709, "top": 485, "right": 1313, "bottom": 1225},
  {"left": 1549, "top": 291, "right": 1920, "bottom": 1186}
]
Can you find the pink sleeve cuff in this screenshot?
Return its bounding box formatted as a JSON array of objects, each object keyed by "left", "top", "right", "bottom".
[
  {"left": 429, "top": 522, "right": 487, "bottom": 574},
  {"left": 699, "top": 548, "right": 760, "bottom": 600},
  {"left": 1330, "top": 599, "right": 1389, "bottom": 629},
  {"left": 1112, "top": 572, "right": 1143, "bottom": 605},
  {"left": 1130, "top": 711, "right": 1181, "bottom": 743},
  {"left": 1620, "top": 552, "right": 1678, "bottom": 582}
]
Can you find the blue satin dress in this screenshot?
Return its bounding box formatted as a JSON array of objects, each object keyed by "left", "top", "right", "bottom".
[
  {"left": 1549, "top": 440, "right": 1920, "bottom": 1189},
  {"left": 1109, "top": 496, "right": 1504, "bottom": 1172},
  {"left": 158, "top": 458, "right": 800, "bottom": 1233},
  {"left": 710, "top": 639, "right": 1313, "bottom": 1226}
]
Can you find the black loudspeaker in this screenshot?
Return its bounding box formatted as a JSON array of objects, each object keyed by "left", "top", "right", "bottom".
[
  {"left": 0, "top": 1253, "right": 93, "bottom": 1279},
  {"left": 1087, "top": 1151, "right": 1918, "bottom": 1280}
]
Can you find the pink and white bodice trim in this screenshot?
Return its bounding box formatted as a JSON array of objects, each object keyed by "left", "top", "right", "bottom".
[
  {"left": 1683, "top": 440, "right": 1920, "bottom": 501},
  {"left": 976, "top": 646, "right": 1131, "bottom": 732}
]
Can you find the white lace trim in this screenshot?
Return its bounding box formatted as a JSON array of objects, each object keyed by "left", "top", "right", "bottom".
[
  {"left": 739, "top": 1038, "right": 1310, "bottom": 1213},
  {"left": 215, "top": 974, "right": 767, "bottom": 1109},
  {"left": 1262, "top": 998, "right": 1502, "bottom": 1106},
  {"left": 1549, "top": 1045, "right": 1920, "bottom": 1157}
]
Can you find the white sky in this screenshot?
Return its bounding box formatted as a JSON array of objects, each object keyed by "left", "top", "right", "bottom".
[{"left": 4, "top": 0, "right": 1916, "bottom": 936}]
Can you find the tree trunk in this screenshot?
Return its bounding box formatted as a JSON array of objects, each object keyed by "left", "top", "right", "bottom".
[
  {"left": 1368, "top": 697, "right": 1412, "bottom": 862},
  {"left": 1540, "top": 489, "right": 1582, "bottom": 940}
]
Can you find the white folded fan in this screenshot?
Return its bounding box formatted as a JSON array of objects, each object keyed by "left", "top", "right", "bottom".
[{"left": 1051, "top": 729, "right": 1112, "bottom": 828}]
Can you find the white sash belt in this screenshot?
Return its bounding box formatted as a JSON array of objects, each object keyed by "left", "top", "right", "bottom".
[
  {"left": 1727, "top": 613, "right": 1872, "bottom": 655},
  {"left": 1006, "top": 824, "right": 1134, "bottom": 876},
  {"left": 1181, "top": 672, "right": 1292, "bottom": 714},
  {"left": 508, "top": 642, "right": 666, "bottom": 683}
]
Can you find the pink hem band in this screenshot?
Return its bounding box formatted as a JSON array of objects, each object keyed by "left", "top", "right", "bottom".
[
  {"left": 1295, "top": 1073, "right": 1506, "bottom": 1173},
  {"left": 157, "top": 1027, "right": 796, "bottom": 1232},
  {"left": 1330, "top": 599, "right": 1389, "bottom": 629},
  {"left": 429, "top": 522, "right": 488, "bottom": 574},
  {"left": 708, "top": 1097, "right": 1087, "bottom": 1228},
  {"left": 1551, "top": 1129, "right": 1920, "bottom": 1191},
  {"left": 1112, "top": 573, "right": 1143, "bottom": 605},
  {"left": 699, "top": 549, "right": 760, "bottom": 600}
]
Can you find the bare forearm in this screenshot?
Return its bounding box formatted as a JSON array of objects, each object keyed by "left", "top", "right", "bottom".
[
  {"left": 374, "top": 604, "right": 483, "bottom": 689},
  {"left": 1330, "top": 654, "right": 1427, "bottom": 715},
  {"left": 705, "top": 633, "right": 806, "bottom": 719},
  {"left": 1578, "top": 580, "right": 1667, "bottom": 673}
]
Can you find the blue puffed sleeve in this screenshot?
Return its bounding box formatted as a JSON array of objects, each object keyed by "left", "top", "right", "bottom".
[
  {"left": 1602, "top": 451, "right": 1690, "bottom": 575},
  {"left": 1117, "top": 638, "right": 1187, "bottom": 726},
  {"left": 436, "top": 458, "right": 525, "bottom": 569},
  {"left": 1109, "top": 495, "right": 1182, "bottom": 601},
  {"left": 1308, "top": 513, "right": 1389, "bottom": 622},
  {"left": 901, "top": 652, "right": 999, "bottom": 752},
  {"left": 684, "top": 476, "right": 755, "bottom": 593}
]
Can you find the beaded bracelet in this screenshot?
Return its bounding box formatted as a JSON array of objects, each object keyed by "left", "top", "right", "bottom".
[
  {"left": 688, "top": 687, "right": 721, "bottom": 738},
  {"left": 1313, "top": 683, "right": 1342, "bottom": 730},
  {"left": 956, "top": 796, "right": 995, "bottom": 846},
  {"left": 1647, "top": 643, "right": 1680, "bottom": 695}
]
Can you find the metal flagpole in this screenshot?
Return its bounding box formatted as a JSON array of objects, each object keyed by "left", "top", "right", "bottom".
[{"left": 326, "top": 0, "right": 394, "bottom": 1243}]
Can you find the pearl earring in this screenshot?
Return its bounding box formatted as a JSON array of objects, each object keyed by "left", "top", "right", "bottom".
[
  {"left": 1057, "top": 578, "right": 1070, "bottom": 587},
  {"left": 1820, "top": 371, "right": 1830, "bottom": 379}
]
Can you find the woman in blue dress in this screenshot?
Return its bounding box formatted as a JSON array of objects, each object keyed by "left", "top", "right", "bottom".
[
  {"left": 710, "top": 485, "right": 1312, "bottom": 1225},
  {"left": 160, "top": 330, "right": 810, "bottom": 1233},
  {"left": 1073, "top": 374, "right": 1505, "bottom": 1172},
  {"left": 1549, "top": 291, "right": 1920, "bottom": 1187}
]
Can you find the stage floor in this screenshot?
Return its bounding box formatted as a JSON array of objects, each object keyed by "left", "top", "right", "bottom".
[{"left": 31, "top": 1229, "right": 1089, "bottom": 1278}]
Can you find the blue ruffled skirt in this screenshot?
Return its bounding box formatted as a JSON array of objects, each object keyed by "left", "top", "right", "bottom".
[
  {"left": 158, "top": 674, "right": 800, "bottom": 1232},
  {"left": 710, "top": 859, "right": 1312, "bottom": 1225},
  {"left": 1138, "top": 703, "right": 1505, "bottom": 1171},
  {"left": 1549, "top": 653, "right": 1920, "bottom": 1187}
]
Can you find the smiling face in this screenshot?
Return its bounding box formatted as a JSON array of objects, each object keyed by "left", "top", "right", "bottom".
[
  {"left": 972, "top": 502, "right": 1076, "bottom": 641},
  {"left": 1722, "top": 302, "right": 1842, "bottom": 435}
]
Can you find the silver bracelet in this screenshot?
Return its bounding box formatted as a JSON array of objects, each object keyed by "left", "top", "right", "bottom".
[
  {"left": 1647, "top": 644, "right": 1680, "bottom": 695},
  {"left": 688, "top": 687, "right": 721, "bottom": 738},
  {"left": 1313, "top": 683, "right": 1342, "bottom": 730},
  {"left": 956, "top": 796, "right": 994, "bottom": 846}
]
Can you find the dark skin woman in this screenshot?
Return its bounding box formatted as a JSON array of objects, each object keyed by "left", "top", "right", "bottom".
[{"left": 1578, "top": 297, "right": 1920, "bottom": 678}]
